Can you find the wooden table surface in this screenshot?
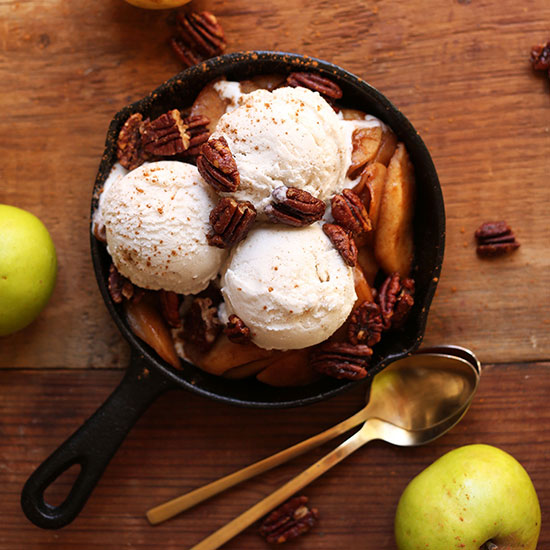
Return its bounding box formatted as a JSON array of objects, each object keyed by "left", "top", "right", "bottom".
[{"left": 1, "top": 0, "right": 549, "bottom": 548}]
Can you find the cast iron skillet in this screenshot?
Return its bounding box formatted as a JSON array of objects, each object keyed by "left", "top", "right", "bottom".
[{"left": 21, "top": 51, "right": 445, "bottom": 529}]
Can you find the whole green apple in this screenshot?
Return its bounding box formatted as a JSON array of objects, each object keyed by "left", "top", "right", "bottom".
[
  {"left": 395, "top": 444, "right": 541, "bottom": 550},
  {"left": 0, "top": 204, "right": 57, "bottom": 336}
]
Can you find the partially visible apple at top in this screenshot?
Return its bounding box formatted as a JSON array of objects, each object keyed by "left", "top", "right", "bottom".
[
  {"left": 0, "top": 204, "right": 57, "bottom": 336},
  {"left": 395, "top": 444, "right": 541, "bottom": 550}
]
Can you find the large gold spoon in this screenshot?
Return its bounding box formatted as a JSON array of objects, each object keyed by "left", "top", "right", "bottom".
[{"left": 148, "top": 346, "right": 480, "bottom": 541}]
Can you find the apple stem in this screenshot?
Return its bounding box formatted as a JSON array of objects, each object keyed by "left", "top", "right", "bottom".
[{"left": 483, "top": 542, "right": 498, "bottom": 550}]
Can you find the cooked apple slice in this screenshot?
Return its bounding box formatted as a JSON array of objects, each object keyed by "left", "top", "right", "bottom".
[
  {"left": 189, "top": 77, "right": 229, "bottom": 133},
  {"left": 353, "top": 163, "right": 387, "bottom": 252},
  {"left": 374, "top": 143, "right": 416, "bottom": 277},
  {"left": 357, "top": 246, "right": 380, "bottom": 287},
  {"left": 328, "top": 264, "right": 376, "bottom": 340},
  {"left": 347, "top": 125, "right": 383, "bottom": 179},
  {"left": 373, "top": 126, "right": 398, "bottom": 166},
  {"left": 353, "top": 264, "right": 374, "bottom": 306},
  {"left": 222, "top": 357, "right": 277, "bottom": 379},
  {"left": 194, "top": 334, "right": 276, "bottom": 376},
  {"left": 239, "top": 74, "right": 286, "bottom": 94},
  {"left": 341, "top": 108, "right": 366, "bottom": 121},
  {"left": 256, "top": 349, "right": 319, "bottom": 387},
  {"left": 355, "top": 162, "right": 387, "bottom": 230},
  {"left": 124, "top": 297, "right": 180, "bottom": 369}
]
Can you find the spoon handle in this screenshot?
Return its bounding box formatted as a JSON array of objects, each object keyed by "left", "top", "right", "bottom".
[
  {"left": 146, "top": 407, "right": 369, "bottom": 525},
  {"left": 189, "top": 421, "right": 379, "bottom": 550}
]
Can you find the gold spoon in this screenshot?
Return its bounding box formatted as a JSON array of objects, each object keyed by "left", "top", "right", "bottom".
[{"left": 147, "top": 346, "right": 480, "bottom": 532}]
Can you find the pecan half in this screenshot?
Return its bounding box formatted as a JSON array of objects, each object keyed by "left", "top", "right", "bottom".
[
  {"left": 141, "top": 109, "right": 190, "bottom": 157},
  {"left": 530, "top": 40, "right": 550, "bottom": 71},
  {"left": 183, "top": 297, "right": 221, "bottom": 351},
  {"left": 169, "top": 36, "right": 203, "bottom": 68},
  {"left": 159, "top": 290, "right": 181, "bottom": 328},
  {"left": 474, "top": 221, "right": 520, "bottom": 257},
  {"left": 259, "top": 496, "right": 319, "bottom": 544},
  {"left": 265, "top": 186, "right": 326, "bottom": 227},
  {"left": 108, "top": 263, "right": 141, "bottom": 304},
  {"left": 181, "top": 114, "right": 211, "bottom": 157},
  {"left": 378, "top": 273, "right": 415, "bottom": 330},
  {"left": 331, "top": 188, "right": 372, "bottom": 236},
  {"left": 348, "top": 301, "right": 384, "bottom": 346},
  {"left": 208, "top": 197, "right": 256, "bottom": 248},
  {"left": 197, "top": 136, "right": 240, "bottom": 192},
  {"left": 116, "top": 113, "right": 148, "bottom": 170},
  {"left": 224, "top": 314, "right": 251, "bottom": 344},
  {"left": 286, "top": 72, "right": 343, "bottom": 100},
  {"left": 310, "top": 342, "right": 373, "bottom": 380},
  {"left": 175, "top": 11, "right": 226, "bottom": 58},
  {"left": 322, "top": 223, "right": 357, "bottom": 267}
]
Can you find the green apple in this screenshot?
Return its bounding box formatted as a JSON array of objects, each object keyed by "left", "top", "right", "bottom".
[
  {"left": 0, "top": 204, "right": 57, "bottom": 336},
  {"left": 395, "top": 444, "right": 541, "bottom": 550}
]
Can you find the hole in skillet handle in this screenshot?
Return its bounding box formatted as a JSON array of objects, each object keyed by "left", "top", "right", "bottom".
[
  {"left": 43, "top": 463, "right": 83, "bottom": 508},
  {"left": 90, "top": 51, "right": 446, "bottom": 408},
  {"left": 20, "top": 354, "right": 172, "bottom": 529}
]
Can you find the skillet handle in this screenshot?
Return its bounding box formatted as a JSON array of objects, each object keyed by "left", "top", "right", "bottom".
[{"left": 21, "top": 352, "right": 173, "bottom": 529}]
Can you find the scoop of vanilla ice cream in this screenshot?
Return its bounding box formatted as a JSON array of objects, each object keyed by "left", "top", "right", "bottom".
[
  {"left": 102, "top": 160, "right": 227, "bottom": 295},
  {"left": 220, "top": 223, "right": 357, "bottom": 350},
  {"left": 212, "top": 86, "right": 350, "bottom": 214}
]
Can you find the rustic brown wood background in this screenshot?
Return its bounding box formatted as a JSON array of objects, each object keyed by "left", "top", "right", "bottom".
[{"left": 0, "top": 0, "right": 549, "bottom": 548}]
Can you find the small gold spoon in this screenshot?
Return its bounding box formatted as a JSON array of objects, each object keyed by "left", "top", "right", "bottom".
[{"left": 147, "top": 346, "right": 480, "bottom": 534}]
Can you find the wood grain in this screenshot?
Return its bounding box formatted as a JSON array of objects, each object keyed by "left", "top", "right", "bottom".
[
  {"left": 1, "top": 363, "right": 548, "bottom": 548},
  {"left": 1, "top": 2, "right": 549, "bottom": 548},
  {"left": 0, "top": 0, "right": 549, "bottom": 368}
]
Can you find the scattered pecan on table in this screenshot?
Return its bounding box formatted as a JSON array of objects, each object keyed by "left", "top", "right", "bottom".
[
  {"left": 169, "top": 37, "right": 202, "bottom": 68},
  {"left": 285, "top": 72, "right": 343, "bottom": 106},
  {"left": 474, "top": 221, "right": 520, "bottom": 257},
  {"left": 224, "top": 314, "right": 251, "bottom": 344},
  {"left": 159, "top": 290, "right": 181, "bottom": 328},
  {"left": 108, "top": 263, "right": 144, "bottom": 304},
  {"left": 170, "top": 11, "right": 226, "bottom": 68},
  {"left": 310, "top": 341, "right": 373, "bottom": 380},
  {"left": 141, "top": 109, "right": 190, "bottom": 157},
  {"left": 377, "top": 273, "right": 415, "bottom": 330},
  {"left": 331, "top": 188, "right": 372, "bottom": 237},
  {"left": 322, "top": 223, "right": 358, "bottom": 267},
  {"left": 207, "top": 197, "right": 256, "bottom": 248},
  {"left": 530, "top": 40, "right": 550, "bottom": 75},
  {"left": 259, "top": 496, "right": 319, "bottom": 544},
  {"left": 197, "top": 136, "right": 240, "bottom": 192},
  {"left": 265, "top": 186, "right": 326, "bottom": 227},
  {"left": 348, "top": 301, "right": 384, "bottom": 346},
  {"left": 183, "top": 296, "right": 221, "bottom": 351}
]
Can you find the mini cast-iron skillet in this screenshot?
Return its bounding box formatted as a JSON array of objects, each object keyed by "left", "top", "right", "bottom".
[{"left": 21, "top": 51, "right": 445, "bottom": 529}]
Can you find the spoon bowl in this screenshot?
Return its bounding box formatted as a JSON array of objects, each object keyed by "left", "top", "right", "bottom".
[{"left": 365, "top": 352, "right": 480, "bottom": 440}]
